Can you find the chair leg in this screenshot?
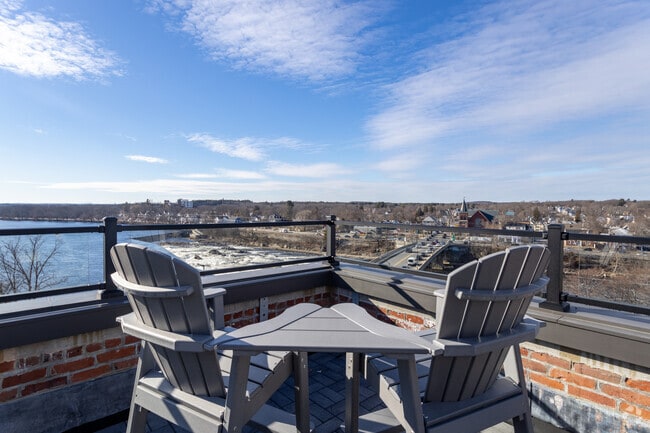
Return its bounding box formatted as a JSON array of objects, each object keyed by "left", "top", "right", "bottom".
[
  {"left": 126, "top": 403, "right": 148, "bottom": 433},
  {"left": 505, "top": 345, "right": 534, "bottom": 433},
  {"left": 512, "top": 412, "right": 534, "bottom": 433},
  {"left": 127, "top": 343, "right": 156, "bottom": 433},
  {"left": 224, "top": 353, "right": 252, "bottom": 433}
]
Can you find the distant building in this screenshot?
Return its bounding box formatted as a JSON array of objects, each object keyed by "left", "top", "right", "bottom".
[
  {"left": 467, "top": 210, "right": 496, "bottom": 228},
  {"left": 456, "top": 198, "right": 497, "bottom": 228}
]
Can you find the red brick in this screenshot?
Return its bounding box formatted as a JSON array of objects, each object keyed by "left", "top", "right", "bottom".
[
  {"left": 105, "top": 338, "right": 122, "bottom": 348},
  {"left": 520, "top": 347, "right": 530, "bottom": 357},
  {"left": 52, "top": 357, "right": 95, "bottom": 374},
  {"left": 124, "top": 335, "right": 140, "bottom": 345},
  {"left": 96, "top": 347, "right": 136, "bottom": 363},
  {"left": 620, "top": 402, "right": 650, "bottom": 421},
  {"left": 67, "top": 346, "right": 83, "bottom": 358},
  {"left": 530, "top": 352, "right": 571, "bottom": 370},
  {"left": 17, "top": 356, "right": 40, "bottom": 368},
  {"left": 573, "top": 363, "right": 621, "bottom": 384},
  {"left": 0, "top": 360, "right": 14, "bottom": 373},
  {"left": 522, "top": 358, "right": 548, "bottom": 373},
  {"left": 529, "top": 371, "right": 565, "bottom": 391},
  {"left": 2, "top": 368, "right": 47, "bottom": 388},
  {"left": 405, "top": 314, "right": 424, "bottom": 325},
  {"left": 70, "top": 365, "right": 111, "bottom": 383},
  {"left": 46, "top": 351, "right": 64, "bottom": 362},
  {"left": 625, "top": 378, "right": 650, "bottom": 393},
  {"left": 22, "top": 377, "right": 68, "bottom": 396},
  {"left": 86, "top": 343, "right": 103, "bottom": 353},
  {"left": 113, "top": 358, "right": 138, "bottom": 370},
  {"left": 549, "top": 367, "right": 596, "bottom": 389},
  {"left": 601, "top": 383, "right": 650, "bottom": 408},
  {"left": 568, "top": 384, "right": 616, "bottom": 408},
  {"left": 0, "top": 388, "right": 18, "bottom": 403}
]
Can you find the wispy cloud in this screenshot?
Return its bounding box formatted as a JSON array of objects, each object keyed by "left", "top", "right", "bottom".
[
  {"left": 265, "top": 161, "right": 351, "bottom": 178},
  {"left": 176, "top": 170, "right": 265, "bottom": 180},
  {"left": 126, "top": 155, "right": 168, "bottom": 164},
  {"left": 187, "top": 133, "right": 265, "bottom": 161},
  {"left": 367, "top": 0, "right": 650, "bottom": 149},
  {"left": 0, "top": 1, "right": 123, "bottom": 80},
  {"left": 151, "top": 0, "right": 380, "bottom": 82},
  {"left": 187, "top": 133, "right": 314, "bottom": 162}
]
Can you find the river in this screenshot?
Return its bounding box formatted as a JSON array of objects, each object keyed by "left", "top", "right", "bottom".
[{"left": 0, "top": 220, "right": 311, "bottom": 294}]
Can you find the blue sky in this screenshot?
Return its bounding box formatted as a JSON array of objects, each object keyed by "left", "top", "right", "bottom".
[{"left": 1, "top": 0, "right": 649, "bottom": 204}]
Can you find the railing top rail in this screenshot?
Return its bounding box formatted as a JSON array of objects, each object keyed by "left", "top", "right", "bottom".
[
  {"left": 119, "top": 219, "right": 333, "bottom": 232},
  {"left": 335, "top": 220, "right": 650, "bottom": 244},
  {"left": 0, "top": 225, "right": 103, "bottom": 236},
  {"left": 563, "top": 231, "right": 649, "bottom": 245}
]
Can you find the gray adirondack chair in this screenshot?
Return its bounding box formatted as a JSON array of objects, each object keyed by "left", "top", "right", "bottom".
[
  {"left": 110, "top": 242, "right": 305, "bottom": 433},
  {"left": 360, "top": 245, "right": 550, "bottom": 433}
]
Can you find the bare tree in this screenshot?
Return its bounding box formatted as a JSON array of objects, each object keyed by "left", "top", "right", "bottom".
[{"left": 0, "top": 236, "right": 67, "bottom": 294}]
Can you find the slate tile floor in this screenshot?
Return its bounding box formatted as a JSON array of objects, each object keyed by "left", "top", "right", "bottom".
[{"left": 96, "top": 352, "right": 567, "bottom": 433}]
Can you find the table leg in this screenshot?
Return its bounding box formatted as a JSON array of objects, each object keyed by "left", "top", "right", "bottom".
[
  {"left": 293, "top": 352, "right": 310, "bottom": 433},
  {"left": 345, "top": 352, "right": 360, "bottom": 433}
]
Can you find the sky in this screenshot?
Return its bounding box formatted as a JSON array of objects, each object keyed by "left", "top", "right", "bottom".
[{"left": 1, "top": 0, "right": 649, "bottom": 204}]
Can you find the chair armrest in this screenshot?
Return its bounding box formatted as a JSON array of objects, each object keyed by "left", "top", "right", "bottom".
[
  {"left": 204, "top": 287, "right": 226, "bottom": 299},
  {"left": 523, "top": 315, "right": 546, "bottom": 328},
  {"left": 454, "top": 277, "right": 549, "bottom": 302},
  {"left": 117, "top": 313, "right": 224, "bottom": 352},
  {"left": 111, "top": 272, "right": 194, "bottom": 298},
  {"left": 435, "top": 323, "right": 539, "bottom": 357}
]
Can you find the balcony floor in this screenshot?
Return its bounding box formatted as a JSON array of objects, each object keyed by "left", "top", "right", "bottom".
[{"left": 96, "top": 352, "right": 568, "bottom": 433}]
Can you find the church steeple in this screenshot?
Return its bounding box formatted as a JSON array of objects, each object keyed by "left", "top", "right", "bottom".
[{"left": 458, "top": 197, "right": 469, "bottom": 227}]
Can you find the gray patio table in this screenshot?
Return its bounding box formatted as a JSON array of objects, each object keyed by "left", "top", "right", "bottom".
[{"left": 215, "top": 302, "right": 433, "bottom": 433}]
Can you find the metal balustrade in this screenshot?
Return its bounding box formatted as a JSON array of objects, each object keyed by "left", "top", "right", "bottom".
[{"left": 1, "top": 216, "right": 648, "bottom": 315}]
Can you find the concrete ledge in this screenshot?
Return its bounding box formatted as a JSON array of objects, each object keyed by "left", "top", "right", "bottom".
[{"left": 529, "top": 300, "right": 650, "bottom": 368}]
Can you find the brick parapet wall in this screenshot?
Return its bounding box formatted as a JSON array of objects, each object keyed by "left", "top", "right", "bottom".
[
  {"left": 2, "top": 287, "right": 649, "bottom": 431},
  {"left": 0, "top": 326, "right": 139, "bottom": 404},
  {"left": 521, "top": 342, "right": 650, "bottom": 425}
]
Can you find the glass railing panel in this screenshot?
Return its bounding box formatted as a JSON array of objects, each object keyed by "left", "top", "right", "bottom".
[
  {"left": 155, "top": 225, "right": 326, "bottom": 271},
  {"left": 563, "top": 242, "right": 650, "bottom": 306}
]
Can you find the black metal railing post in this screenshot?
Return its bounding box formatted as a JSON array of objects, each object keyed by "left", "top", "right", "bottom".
[
  {"left": 99, "top": 216, "right": 121, "bottom": 299},
  {"left": 326, "top": 215, "right": 338, "bottom": 265},
  {"left": 540, "top": 223, "right": 570, "bottom": 311}
]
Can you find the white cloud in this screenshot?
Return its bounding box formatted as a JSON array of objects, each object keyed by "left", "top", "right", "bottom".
[
  {"left": 177, "top": 169, "right": 265, "bottom": 180},
  {"left": 188, "top": 133, "right": 265, "bottom": 161},
  {"left": 367, "top": 0, "right": 650, "bottom": 149},
  {"left": 214, "top": 169, "right": 266, "bottom": 180},
  {"left": 0, "top": 1, "right": 123, "bottom": 79},
  {"left": 153, "top": 0, "right": 379, "bottom": 82},
  {"left": 265, "top": 161, "right": 351, "bottom": 178},
  {"left": 126, "top": 155, "right": 168, "bottom": 164},
  {"left": 187, "top": 133, "right": 315, "bottom": 162}
]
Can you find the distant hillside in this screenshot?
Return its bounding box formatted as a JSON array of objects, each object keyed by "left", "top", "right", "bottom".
[{"left": 0, "top": 199, "right": 648, "bottom": 236}]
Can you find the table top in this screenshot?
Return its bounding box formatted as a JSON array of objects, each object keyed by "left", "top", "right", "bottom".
[{"left": 215, "top": 302, "right": 432, "bottom": 355}]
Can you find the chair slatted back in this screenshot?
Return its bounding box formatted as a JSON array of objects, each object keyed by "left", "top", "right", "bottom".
[
  {"left": 111, "top": 243, "right": 225, "bottom": 397},
  {"left": 425, "top": 245, "right": 550, "bottom": 403}
]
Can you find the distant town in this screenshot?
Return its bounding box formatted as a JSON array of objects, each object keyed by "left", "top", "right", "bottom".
[{"left": 0, "top": 198, "right": 648, "bottom": 236}]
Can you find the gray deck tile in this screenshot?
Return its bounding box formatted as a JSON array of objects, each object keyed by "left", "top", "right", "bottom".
[{"left": 95, "top": 352, "right": 568, "bottom": 433}]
